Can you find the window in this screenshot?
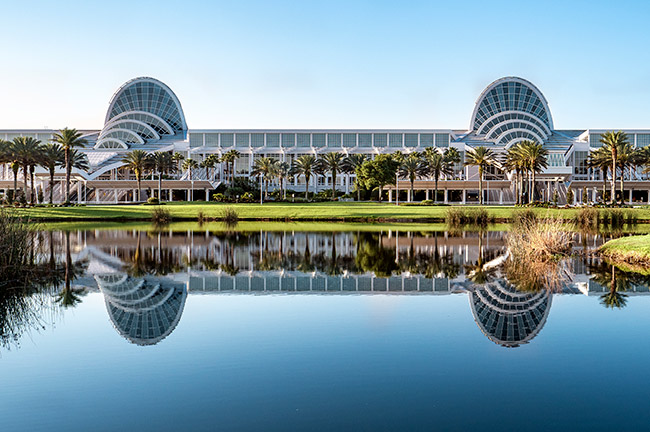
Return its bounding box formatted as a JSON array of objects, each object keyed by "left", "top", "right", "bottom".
[
  {"left": 343, "top": 133, "right": 356, "bottom": 148},
  {"left": 220, "top": 133, "right": 234, "bottom": 147},
  {"left": 282, "top": 133, "right": 295, "bottom": 148},
  {"left": 405, "top": 133, "right": 418, "bottom": 147},
  {"left": 327, "top": 133, "right": 341, "bottom": 148},
  {"left": 205, "top": 133, "right": 218, "bottom": 147},
  {"left": 312, "top": 133, "right": 325, "bottom": 147},
  {"left": 435, "top": 133, "right": 450, "bottom": 148},
  {"left": 373, "top": 133, "right": 387, "bottom": 147},
  {"left": 236, "top": 133, "right": 250, "bottom": 147},
  {"left": 189, "top": 133, "right": 203, "bottom": 148},
  {"left": 420, "top": 134, "right": 434, "bottom": 147},
  {"left": 266, "top": 134, "right": 280, "bottom": 147},
  {"left": 358, "top": 133, "right": 372, "bottom": 147},
  {"left": 297, "top": 133, "right": 311, "bottom": 147},
  {"left": 638, "top": 134, "right": 650, "bottom": 147},
  {"left": 389, "top": 133, "right": 403, "bottom": 148},
  {"left": 589, "top": 134, "right": 602, "bottom": 148},
  {"left": 251, "top": 133, "right": 264, "bottom": 148}
]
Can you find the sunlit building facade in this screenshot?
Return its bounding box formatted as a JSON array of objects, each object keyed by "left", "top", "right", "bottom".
[{"left": 2, "top": 76, "right": 650, "bottom": 203}]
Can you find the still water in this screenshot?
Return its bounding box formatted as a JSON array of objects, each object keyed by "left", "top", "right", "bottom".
[{"left": 1, "top": 226, "right": 650, "bottom": 431}]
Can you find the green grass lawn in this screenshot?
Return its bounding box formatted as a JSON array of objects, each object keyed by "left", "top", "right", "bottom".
[
  {"left": 600, "top": 234, "right": 650, "bottom": 264},
  {"left": 7, "top": 201, "right": 650, "bottom": 222}
]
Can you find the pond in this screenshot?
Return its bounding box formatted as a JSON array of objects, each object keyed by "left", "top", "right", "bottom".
[{"left": 2, "top": 225, "right": 650, "bottom": 431}]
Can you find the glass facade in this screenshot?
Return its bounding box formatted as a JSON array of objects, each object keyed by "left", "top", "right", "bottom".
[{"left": 373, "top": 134, "right": 387, "bottom": 147}]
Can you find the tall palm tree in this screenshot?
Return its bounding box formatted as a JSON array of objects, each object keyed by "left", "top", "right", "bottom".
[
  {"left": 272, "top": 160, "right": 290, "bottom": 200},
  {"left": 203, "top": 154, "right": 220, "bottom": 181},
  {"left": 519, "top": 140, "right": 548, "bottom": 203},
  {"left": 342, "top": 153, "right": 368, "bottom": 201},
  {"left": 121, "top": 150, "right": 149, "bottom": 202},
  {"left": 172, "top": 152, "right": 185, "bottom": 177},
  {"left": 588, "top": 146, "right": 611, "bottom": 203},
  {"left": 12, "top": 136, "right": 42, "bottom": 204},
  {"left": 464, "top": 146, "right": 496, "bottom": 205},
  {"left": 600, "top": 131, "right": 629, "bottom": 204},
  {"left": 251, "top": 156, "right": 276, "bottom": 202},
  {"left": 52, "top": 128, "right": 87, "bottom": 205},
  {"left": 616, "top": 141, "right": 639, "bottom": 204},
  {"left": 397, "top": 152, "right": 427, "bottom": 202},
  {"left": 423, "top": 149, "right": 453, "bottom": 202},
  {"left": 148, "top": 151, "right": 175, "bottom": 201},
  {"left": 221, "top": 149, "right": 241, "bottom": 185},
  {"left": 291, "top": 154, "right": 317, "bottom": 200},
  {"left": 504, "top": 143, "right": 526, "bottom": 204},
  {"left": 40, "top": 143, "right": 65, "bottom": 204},
  {"left": 320, "top": 152, "right": 346, "bottom": 200},
  {"left": 64, "top": 149, "right": 90, "bottom": 203},
  {"left": 182, "top": 158, "right": 199, "bottom": 201}
]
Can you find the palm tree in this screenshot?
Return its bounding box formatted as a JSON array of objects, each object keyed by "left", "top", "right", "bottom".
[
  {"left": 504, "top": 143, "right": 526, "bottom": 204},
  {"left": 519, "top": 140, "right": 548, "bottom": 203},
  {"left": 147, "top": 152, "right": 175, "bottom": 201},
  {"left": 320, "top": 152, "right": 346, "bottom": 200},
  {"left": 172, "top": 152, "right": 185, "bottom": 177},
  {"left": 600, "top": 131, "right": 629, "bottom": 204},
  {"left": 291, "top": 154, "right": 317, "bottom": 200},
  {"left": 251, "top": 156, "right": 276, "bottom": 202},
  {"left": 12, "top": 136, "right": 42, "bottom": 204},
  {"left": 203, "top": 154, "right": 219, "bottom": 181},
  {"left": 616, "top": 141, "right": 639, "bottom": 204},
  {"left": 52, "top": 128, "right": 87, "bottom": 205},
  {"left": 423, "top": 149, "right": 453, "bottom": 202},
  {"left": 588, "top": 146, "right": 611, "bottom": 203},
  {"left": 121, "top": 150, "right": 149, "bottom": 202},
  {"left": 221, "top": 149, "right": 241, "bottom": 185},
  {"left": 40, "top": 143, "right": 65, "bottom": 204},
  {"left": 182, "top": 159, "right": 199, "bottom": 201},
  {"left": 342, "top": 153, "right": 368, "bottom": 201},
  {"left": 464, "top": 146, "right": 496, "bottom": 205},
  {"left": 272, "top": 160, "right": 290, "bottom": 200},
  {"left": 398, "top": 153, "right": 427, "bottom": 202}
]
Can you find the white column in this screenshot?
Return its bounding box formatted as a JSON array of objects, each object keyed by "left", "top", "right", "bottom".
[
  {"left": 114, "top": 189, "right": 118, "bottom": 203},
  {"left": 425, "top": 189, "right": 430, "bottom": 200},
  {"left": 444, "top": 189, "right": 448, "bottom": 204},
  {"left": 499, "top": 190, "right": 503, "bottom": 204},
  {"left": 629, "top": 188, "right": 633, "bottom": 204},
  {"left": 462, "top": 189, "right": 466, "bottom": 204},
  {"left": 388, "top": 189, "right": 393, "bottom": 203}
]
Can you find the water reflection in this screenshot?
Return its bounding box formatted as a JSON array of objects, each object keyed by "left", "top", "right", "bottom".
[{"left": 4, "top": 228, "right": 650, "bottom": 350}]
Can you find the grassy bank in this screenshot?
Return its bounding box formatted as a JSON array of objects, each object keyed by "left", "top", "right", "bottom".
[
  {"left": 600, "top": 234, "right": 650, "bottom": 268},
  {"left": 9, "top": 202, "right": 650, "bottom": 222}
]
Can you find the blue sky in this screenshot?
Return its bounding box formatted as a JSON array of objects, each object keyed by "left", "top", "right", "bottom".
[{"left": 1, "top": 0, "right": 648, "bottom": 130}]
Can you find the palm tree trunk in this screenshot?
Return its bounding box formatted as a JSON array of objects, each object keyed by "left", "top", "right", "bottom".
[
  {"left": 478, "top": 166, "right": 483, "bottom": 205},
  {"left": 22, "top": 165, "right": 28, "bottom": 200},
  {"left": 531, "top": 170, "right": 536, "bottom": 204},
  {"left": 305, "top": 174, "right": 310, "bottom": 201},
  {"left": 620, "top": 167, "right": 625, "bottom": 204},
  {"left": 331, "top": 169, "right": 336, "bottom": 201},
  {"left": 49, "top": 169, "right": 55, "bottom": 204},
  {"left": 410, "top": 178, "right": 414, "bottom": 203},
  {"left": 12, "top": 168, "right": 18, "bottom": 198},
  {"left": 611, "top": 159, "right": 617, "bottom": 204},
  {"left": 137, "top": 176, "right": 142, "bottom": 202},
  {"left": 30, "top": 166, "right": 35, "bottom": 205},
  {"left": 65, "top": 148, "right": 71, "bottom": 205},
  {"left": 434, "top": 177, "right": 438, "bottom": 203},
  {"left": 379, "top": 185, "right": 383, "bottom": 202},
  {"left": 158, "top": 170, "right": 162, "bottom": 201}
]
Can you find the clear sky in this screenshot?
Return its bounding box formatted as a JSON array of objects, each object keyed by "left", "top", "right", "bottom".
[{"left": 1, "top": 0, "right": 649, "bottom": 131}]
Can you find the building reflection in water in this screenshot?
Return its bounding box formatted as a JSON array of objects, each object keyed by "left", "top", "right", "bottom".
[
  {"left": 95, "top": 274, "right": 187, "bottom": 346},
  {"left": 63, "top": 228, "right": 650, "bottom": 348}
]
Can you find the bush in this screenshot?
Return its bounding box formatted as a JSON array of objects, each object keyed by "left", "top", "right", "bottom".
[
  {"left": 566, "top": 188, "right": 574, "bottom": 205},
  {"left": 212, "top": 193, "right": 226, "bottom": 202},
  {"left": 513, "top": 208, "right": 537, "bottom": 227},
  {"left": 241, "top": 192, "right": 255, "bottom": 203},
  {"left": 445, "top": 207, "right": 491, "bottom": 227},
  {"left": 151, "top": 206, "right": 171, "bottom": 225},
  {"left": 575, "top": 207, "right": 599, "bottom": 230},
  {"left": 219, "top": 207, "right": 239, "bottom": 226},
  {"left": 146, "top": 197, "right": 160, "bottom": 205},
  {"left": 507, "top": 218, "right": 573, "bottom": 262}
]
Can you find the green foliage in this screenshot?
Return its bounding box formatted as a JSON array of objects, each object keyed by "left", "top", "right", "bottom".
[
  {"left": 151, "top": 206, "right": 171, "bottom": 225},
  {"left": 146, "top": 197, "right": 160, "bottom": 205},
  {"left": 357, "top": 154, "right": 400, "bottom": 201},
  {"left": 566, "top": 188, "right": 574, "bottom": 205}
]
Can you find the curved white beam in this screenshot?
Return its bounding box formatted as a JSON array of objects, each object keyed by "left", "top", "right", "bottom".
[
  {"left": 109, "top": 110, "right": 175, "bottom": 135},
  {"left": 476, "top": 110, "right": 552, "bottom": 136},
  {"left": 485, "top": 119, "right": 549, "bottom": 142},
  {"left": 99, "top": 128, "right": 145, "bottom": 144},
  {"left": 95, "top": 138, "right": 129, "bottom": 149},
  {"left": 102, "top": 119, "right": 160, "bottom": 140},
  {"left": 496, "top": 129, "right": 545, "bottom": 148}
]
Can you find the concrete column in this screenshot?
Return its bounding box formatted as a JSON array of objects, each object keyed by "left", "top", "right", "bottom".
[
  {"left": 444, "top": 189, "right": 448, "bottom": 204},
  {"left": 425, "top": 189, "right": 430, "bottom": 200},
  {"left": 114, "top": 189, "right": 118, "bottom": 203},
  {"left": 168, "top": 189, "right": 172, "bottom": 201},
  {"left": 407, "top": 189, "right": 411, "bottom": 202},
  {"left": 388, "top": 189, "right": 392, "bottom": 203},
  {"left": 462, "top": 189, "right": 466, "bottom": 204},
  {"left": 96, "top": 189, "right": 99, "bottom": 204},
  {"left": 499, "top": 189, "right": 503, "bottom": 204},
  {"left": 629, "top": 189, "right": 633, "bottom": 204},
  {"left": 593, "top": 188, "right": 597, "bottom": 202}
]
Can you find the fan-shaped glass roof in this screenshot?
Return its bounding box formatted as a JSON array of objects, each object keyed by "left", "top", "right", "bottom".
[{"left": 469, "top": 280, "right": 552, "bottom": 347}]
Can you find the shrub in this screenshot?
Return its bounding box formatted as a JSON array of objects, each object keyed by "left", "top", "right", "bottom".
[
  {"left": 513, "top": 208, "right": 537, "bottom": 227},
  {"left": 566, "top": 188, "right": 574, "bottom": 205},
  {"left": 212, "top": 193, "right": 226, "bottom": 202},
  {"left": 0, "top": 210, "right": 33, "bottom": 283},
  {"left": 241, "top": 192, "right": 255, "bottom": 203},
  {"left": 151, "top": 206, "right": 171, "bottom": 225},
  {"left": 507, "top": 218, "right": 573, "bottom": 262},
  {"left": 146, "top": 197, "right": 160, "bottom": 205},
  {"left": 220, "top": 207, "right": 239, "bottom": 226},
  {"left": 574, "top": 207, "right": 599, "bottom": 230},
  {"left": 445, "top": 207, "right": 466, "bottom": 227},
  {"left": 445, "top": 207, "right": 491, "bottom": 227},
  {"left": 466, "top": 208, "right": 490, "bottom": 226}
]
